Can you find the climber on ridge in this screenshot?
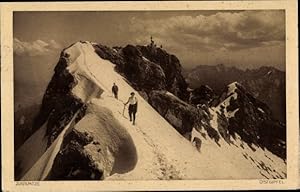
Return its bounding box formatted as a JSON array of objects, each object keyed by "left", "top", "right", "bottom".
[
  {"left": 124, "top": 92, "right": 138, "bottom": 125},
  {"left": 112, "top": 82, "right": 119, "bottom": 99}
]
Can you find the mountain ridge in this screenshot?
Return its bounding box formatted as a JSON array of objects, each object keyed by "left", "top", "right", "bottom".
[
  {"left": 14, "top": 41, "right": 286, "bottom": 181},
  {"left": 184, "top": 64, "right": 285, "bottom": 122}
]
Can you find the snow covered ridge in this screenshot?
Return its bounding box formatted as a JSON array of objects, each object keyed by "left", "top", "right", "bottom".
[
  {"left": 212, "top": 81, "right": 286, "bottom": 159},
  {"left": 15, "top": 41, "right": 286, "bottom": 181}
]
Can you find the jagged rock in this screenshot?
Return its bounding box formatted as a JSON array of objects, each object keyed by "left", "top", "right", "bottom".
[
  {"left": 136, "top": 45, "right": 189, "bottom": 100},
  {"left": 32, "top": 54, "right": 87, "bottom": 146},
  {"left": 92, "top": 43, "right": 189, "bottom": 101},
  {"left": 206, "top": 127, "right": 221, "bottom": 145},
  {"left": 214, "top": 82, "right": 286, "bottom": 158},
  {"left": 93, "top": 44, "right": 125, "bottom": 72},
  {"left": 46, "top": 130, "right": 103, "bottom": 180},
  {"left": 148, "top": 90, "right": 200, "bottom": 135},
  {"left": 216, "top": 112, "right": 231, "bottom": 144},
  {"left": 192, "top": 137, "right": 202, "bottom": 152},
  {"left": 189, "top": 85, "right": 215, "bottom": 106},
  {"left": 121, "top": 45, "right": 167, "bottom": 91},
  {"left": 31, "top": 45, "right": 104, "bottom": 147},
  {"left": 138, "top": 90, "right": 149, "bottom": 101}
]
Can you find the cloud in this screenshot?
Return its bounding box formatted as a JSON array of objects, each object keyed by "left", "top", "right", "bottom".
[
  {"left": 126, "top": 10, "right": 285, "bottom": 70},
  {"left": 129, "top": 10, "right": 285, "bottom": 51},
  {"left": 14, "top": 38, "right": 62, "bottom": 56}
]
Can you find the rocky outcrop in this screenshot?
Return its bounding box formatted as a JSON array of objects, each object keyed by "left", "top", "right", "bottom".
[
  {"left": 192, "top": 137, "right": 202, "bottom": 152},
  {"left": 136, "top": 45, "right": 189, "bottom": 101},
  {"left": 214, "top": 82, "right": 286, "bottom": 159},
  {"left": 189, "top": 85, "right": 215, "bottom": 106},
  {"left": 93, "top": 43, "right": 189, "bottom": 101},
  {"left": 46, "top": 129, "right": 103, "bottom": 180},
  {"left": 32, "top": 52, "right": 87, "bottom": 147},
  {"left": 121, "top": 45, "right": 167, "bottom": 91},
  {"left": 148, "top": 90, "right": 210, "bottom": 136},
  {"left": 93, "top": 44, "right": 125, "bottom": 73}
]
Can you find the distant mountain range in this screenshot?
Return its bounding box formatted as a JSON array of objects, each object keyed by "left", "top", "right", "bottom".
[{"left": 183, "top": 64, "right": 286, "bottom": 122}]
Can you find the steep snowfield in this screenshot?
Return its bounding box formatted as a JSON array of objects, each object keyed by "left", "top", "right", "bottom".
[
  {"left": 200, "top": 108, "right": 286, "bottom": 179},
  {"left": 21, "top": 111, "right": 79, "bottom": 180},
  {"left": 19, "top": 41, "right": 286, "bottom": 180},
  {"left": 15, "top": 120, "right": 49, "bottom": 180}
]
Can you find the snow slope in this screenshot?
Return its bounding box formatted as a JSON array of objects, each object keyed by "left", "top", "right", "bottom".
[
  {"left": 21, "top": 111, "right": 80, "bottom": 180},
  {"left": 19, "top": 41, "right": 286, "bottom": 180}
]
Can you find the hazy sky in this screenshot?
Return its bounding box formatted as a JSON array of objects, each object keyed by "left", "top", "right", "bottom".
[{"left": 13, "top": 10, "right": 285, "bottom": 70}]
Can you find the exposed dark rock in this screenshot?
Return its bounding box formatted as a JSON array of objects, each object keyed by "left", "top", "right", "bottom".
[
  {"left": 32, "top": 52, "right": 90, "bottom": 147},
  {"left": 206, "top": 126, "right": 221, "bottom": 145},
  {"left": 216, "top": 112, "right": 231, "bottom": 144},
  {"left": 121, "top": 45, "right": 167, "bottom": 91},
  {"left": 46, "top": 129, "right": 103, "bottom": 180},
  {"left": 92, "top": 43, "right": 189, "bottom": 101},
  {"left": 192, "top": 137, "right": 202, "bottom": 152},
  {"left": 136, "top": 45, "right": 189, "bottom": 101},
  {"left": 148, "top": 90, "right": 208, "bottom": 136},
  {"left": 215, "top": 83, "right": 286, "bottom": 159},
  {"left": 138, "top": 90, "right": 149, "bottom": 101},
  {"left": 189, "top": 85, "right": 215, "bottom": 106},
  {"left": 93, "top": 44, "right": 126, "bottom": 72}
]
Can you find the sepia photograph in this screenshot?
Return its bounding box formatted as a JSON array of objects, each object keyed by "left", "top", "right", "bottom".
[{"left": 1, "top": 1, "right": 299, "bottom": 191}]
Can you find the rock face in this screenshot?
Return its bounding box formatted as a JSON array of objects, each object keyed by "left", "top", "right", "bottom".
[
  {"left": 32, "top": 52, "right": 87, "bottom": 146},
  {"left": 46, "top": 129, "right": 103, "bottom": 180},
  {"left": 121, "top": 45, "right": 167, "bottom": 90},
  {"left": 148, "top": 90, "right": 196, "bottom": 135},
  {"left": 184, "top": 65, "right": 286, "bottom": 122},
  {"left": 148, "top": 90, "right": 210, "bottom": 136},
  {"left": 213, "top": 82, "right": 286, "bottom": 159},
  {"left": 93, "top": 43, "right": 189, "bottom": 101},
  {"left": 189, "top": 85, "right": 215, "bottom": 106},
  {"left": 136, "top": 45, "right": 189, "bottom": 100}
]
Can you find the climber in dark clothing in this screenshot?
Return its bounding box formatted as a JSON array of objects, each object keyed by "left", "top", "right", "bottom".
[
  {"left": 124, "top": 92, "right": 138, "bottom": 125},
  {"left": 112, "top": 83, "right": 119, "bottom": 99}
]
